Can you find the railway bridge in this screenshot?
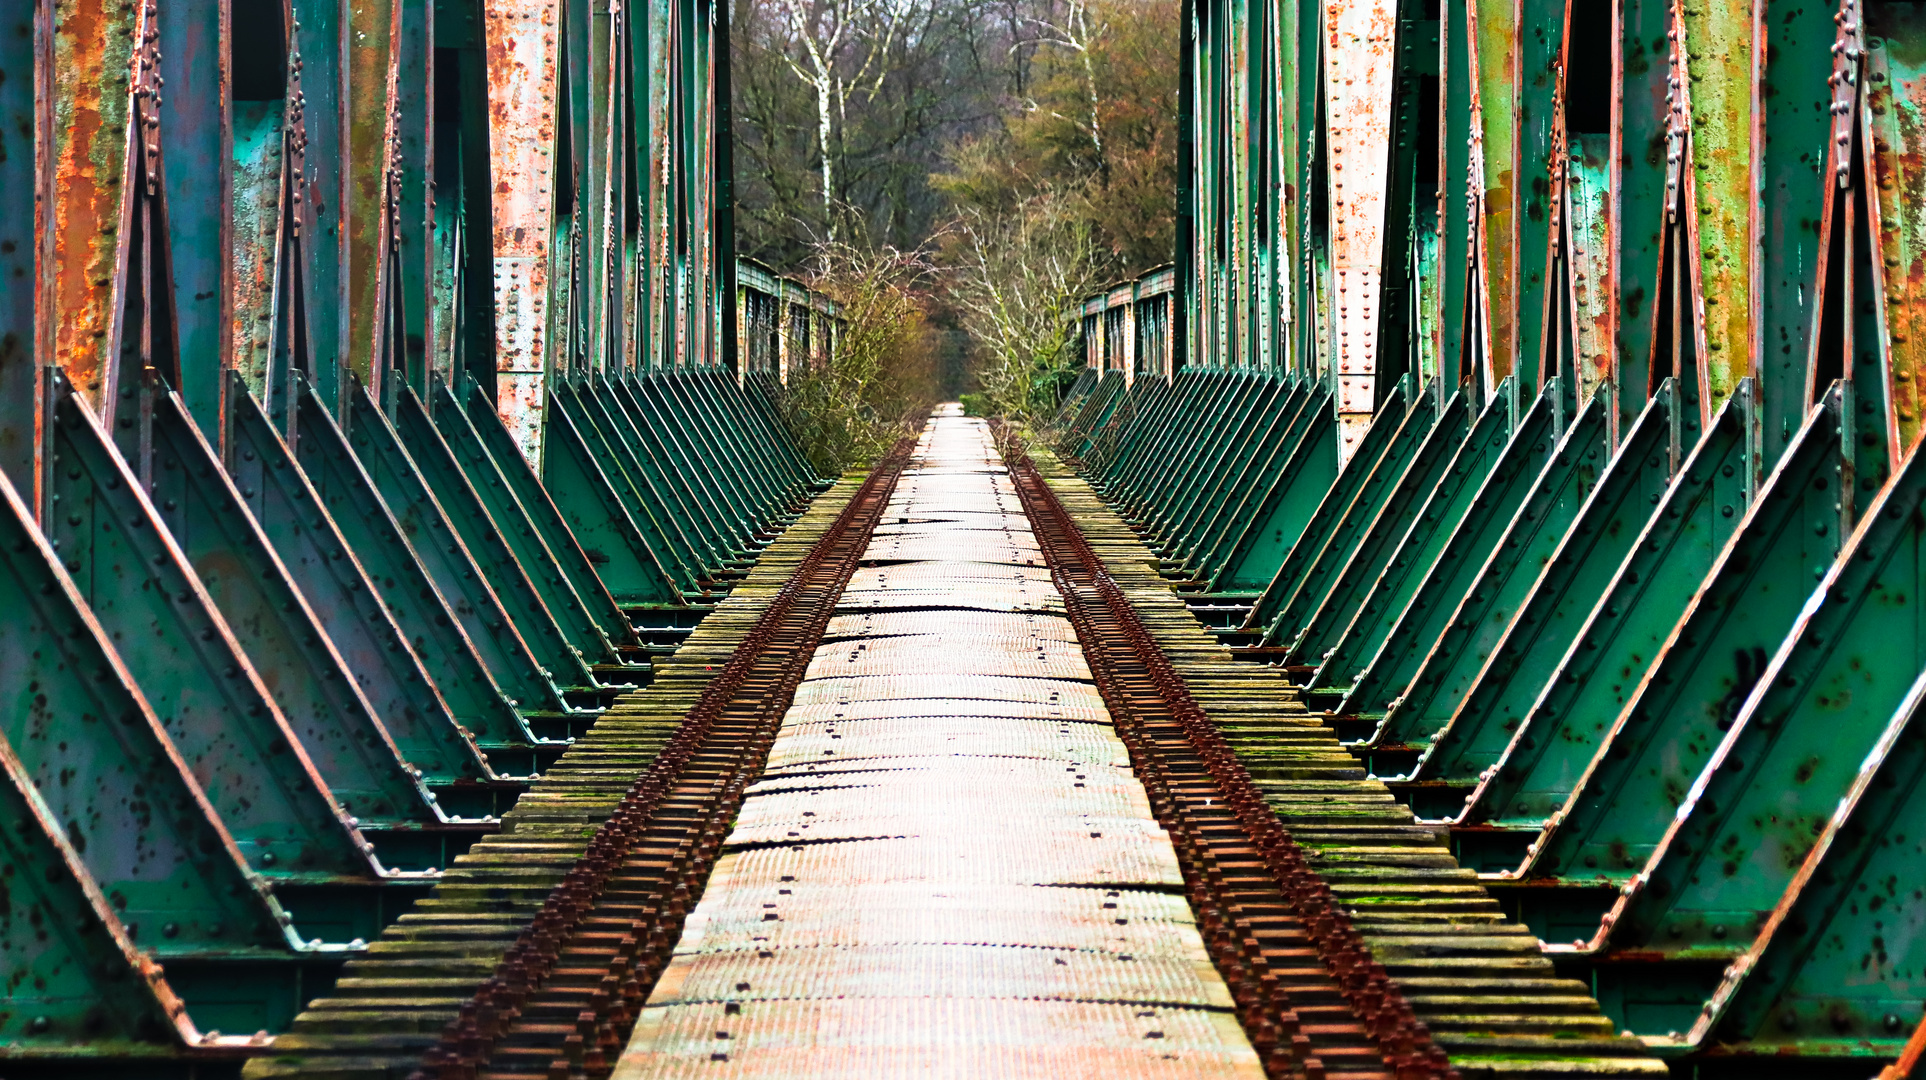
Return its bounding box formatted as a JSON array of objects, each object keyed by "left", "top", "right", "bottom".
[{"left": 0, "top": 0, "right": 1922, "bottom": 1077}]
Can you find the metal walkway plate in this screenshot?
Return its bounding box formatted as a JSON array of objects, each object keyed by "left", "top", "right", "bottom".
[{"left": 615, "top": 415, "right": 1259, "bottom": 1079}]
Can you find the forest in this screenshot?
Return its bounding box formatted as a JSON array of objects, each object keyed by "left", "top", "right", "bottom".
[{"left": 730, "top": 0, "right": 1179, "bottom": 449}]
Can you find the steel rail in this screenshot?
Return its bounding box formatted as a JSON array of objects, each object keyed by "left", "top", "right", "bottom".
[
  {"left": 412, "top": 434, "right": 916, "bottom": 1080},
  {"left": 1003, "top": 431, "right": 1457, "bottom": 1080}
]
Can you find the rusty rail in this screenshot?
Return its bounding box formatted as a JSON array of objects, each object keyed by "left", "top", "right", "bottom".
[
  {"left": 1002, "top": 431, "right": 1456, "bottom": 1080},
  {"left": 413, "top": 435, "right": 915, "bottom": 1080}
]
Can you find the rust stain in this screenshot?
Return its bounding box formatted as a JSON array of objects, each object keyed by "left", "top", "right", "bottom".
[
  {"left": 1324, "top": 0, "right": 1398, "bottom": 462},
  {"left": 47, "top": 0, "right": 140, "bottom": 411},
  {"left": 484, "top": 0, "right": 558, "bottom": 460},
  {"left": 1676, "top": 0, "right": 1755, "bottom": 411},
  {"left": 347, "top": 0, "right": 401, "bottom": 397}
]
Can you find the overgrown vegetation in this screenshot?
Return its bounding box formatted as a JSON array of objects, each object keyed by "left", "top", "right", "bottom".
[
  {"left": 947, "top": 191, "right": 1096, "bottom": 419},
  {"left": 775, "top": 242, "right": 943, "bottom": 475},
  {"left": 734, "top": 0, "right": 1178, "bottom": 432}
]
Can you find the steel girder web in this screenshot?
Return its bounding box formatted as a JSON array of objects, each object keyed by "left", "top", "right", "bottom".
[
  {"left": 1193, "top": 381, "right": 1338, "bottom": 593},
  {"left": 1139, "top": 376, "right": 1282, "bottom": 550},
  {"left": 433, "top": 381, "right": 643, "bottom": 659},
  {"left": 0, "top": 484, "right": 219, "bottom": 1069},
  {"left": 1398, "top": 386, "right": 1757, "bottom": 834},
  {"left": 227, "top": 383, "right": 556, "bottom": 784},
  {"left": 292, "top": 380, "right": 566, "bottom": 743},
  {"left": 1077, "top": 372, "right": 1151, "bottom": 470},
  {"left": 346, "top": 383, "right": 601, "bottom": 708},
  {"left": 1242, "top": 385, "right": 1445, "bottom": 643},
  {"left": 553, "top": 381, "right": 709, "bottom": 593},
  {"left": 1579, "top": 404, "right": 1926, "bottom": 1059},
  {"left": 1164, "top": 380, "right": 1332, "bottom": 586},
  {"left": 1472, "top": 387, "right": 1847, "bottom": 901},
  {"left": 1335, "top": 388, "right": 1612, "bottom": 733}
]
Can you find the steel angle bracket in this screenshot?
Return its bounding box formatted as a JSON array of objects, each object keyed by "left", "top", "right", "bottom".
[
  {"left": 614, "top": 376, "right": 763, "bottom": 550},
  {"left": 1339, "top": 385, "right": 1610, "bottom": 725},
  {"left": 688, "top": 372, "right": 809, "bottom": 524},
  {"left": 546, "top": 384, "right": 702, "bottom": 597},
  {"left": 1382, "top": 382, "right": 1680, "bottom": 772},
  {"left": 1081, "top": 374, "right": 1158, "bottom": 476},
  {"left": 423, "top": 383, "right": 637, "bottom": 660},
  {"left": 1062, "top": 368, "right": 1123, "bottom": 452},
  {"left": 1196, "top": 382, "right": 1342, "bottom": 593},
  {"left": 1285, "top": 383, "right": 1508, "bottom": 667},
  {"left": 1118, "top": 372, "right": 1237, "bottom": 521},
  {"left": 0, "top": 721, "right": 202, "bottom": 1061},
  {"left": 1071, "top": 373, "right": 1138, "bottom": 469},
  {"left": 1148, "top": 374, "right": 1288, "bottom": 563},
  {"left": 1053, "top": 368, "right": 1100, "bottom": 423},
  {"left": 646, "top": 375, "right": 787, "bottom": 525},
  {"left": 290, "top": 379, "right": 582, "bottom": 740},
  {"left": 1164, "top": 378, "right": 1307, "bottom": 567},
  {"left": 1167, "top": 378, "right": 1312, "bottom": 572},
  {"left": 1143, "top": 375, "right": 1278, "bottom": 548},
  {"left": 555, "top": 380, "right": 710, "bottom": 585},
  {"left": 1085, "top": 373, "right": 1176, "bottom": 496},
  {"left": 1130, "top": 374, "right": 1251, "bottom": 527},
  {"left": 539, "top": 386, "right": 688, "bottom": 607},
  {"left": 226, "top": 384, "right": 547, "bottom": 792},
  {"left": 717, "top": 371, "right": 824, "bottom": 511},
  {"left": 45, "top": 376, "right": 376, "bottom": 888},
  {"left": 602, "top": 377, "right": 751, "bottom": 563},
  {"left": 144, "top": 383, "right": 460, "bottom": 833},
  {"left": 1319, "top": 381, "right": 1567, "bottom": 696},
  {"left": 621, "top": 375, "right": 769, "bottom": 559},
  {"left": 1700, "top": 664, "right": 1926, "bottom": 1058},
  {"left": 345, "top": 384, "right": 596, "bottom": 702},
  {"left": 567, "top": 381, "right": 718, "bottom": 575},
  {"left": 1521, "top": 385, "right": 1852, "bottom": 905},
  {"left": 0, "top": 462, "right": 301, "bottom": 958},
  {"left": 1241, "top": 381, "right": 1437, "bottom": 635},
  {"left": 1062, "top": 371, "right": 1129, "bottom": 462},
  {"left": 594, "top": 381, "right": 736, "bottom": 567},
  {"left": 720, "top": 372, "right": 820, "bottom": 499},
  {"left": 1088, "top": 377, "right": 1168, "bottom": 475},
  {"left": 1597, "top": 409, "right": 1926, "bottom": 1006},
  {"left": 1434, "top": 386, "right": 1758, "bottom": 850},
  {"left": 1103, "top": 372, "right": 1209, "bottom": 516}
]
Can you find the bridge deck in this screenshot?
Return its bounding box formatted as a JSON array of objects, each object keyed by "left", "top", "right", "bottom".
[{"left": 614, "top": 411, "right": 1264, "bottom": 1077}]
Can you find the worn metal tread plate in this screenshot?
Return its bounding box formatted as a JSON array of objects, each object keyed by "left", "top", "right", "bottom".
[
  {"left": 615, "top": 412, "right": 1264, "bottom": 1079},
  {"left": 1026, "top": 448, "right": 1665, "bottom": 1078}
]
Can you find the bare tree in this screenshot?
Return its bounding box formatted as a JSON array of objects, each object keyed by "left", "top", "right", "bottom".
[
  {"left": 949, "top": 188, "right": 1097, "bottom": 417},
  {"left": 773, "top": 0, "right": 906, "bottom": 238}
]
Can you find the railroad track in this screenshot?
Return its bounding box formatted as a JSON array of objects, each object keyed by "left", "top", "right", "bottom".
[
  {"left": 1006, "top": 433, "right": 1453, "bottom": 1080},
  {"left": 413, "top": 438, "right": 915, "bottom": 1080},
  {"left": 1011, "top": 441, "right": 1665, "bottom": 1080},
  {"left": 243, "top": 438, "right": 914, "bottom": 1080}
]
